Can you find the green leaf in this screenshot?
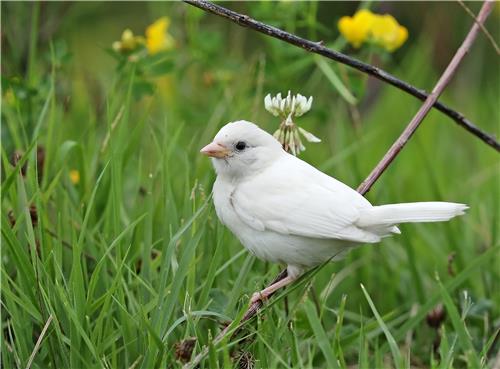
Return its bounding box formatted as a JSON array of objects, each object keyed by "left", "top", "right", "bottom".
[
  {"left": 132, "top": 80, "right": 155, "bottom": 100},
  {"left": 146, "top": 59, "right": 175, "bottom": 77},
  {"left": 1, "top": 138, "right": 38, "bottom": 194},
  {"left": 314, "top": 56, "right": 357, "bottom": 105},
  {"left": 303, "top": 299, "right": 341, "bottom": 369},
  {"left": 361, "top": 284, "right": 404, "bottom": 368}
]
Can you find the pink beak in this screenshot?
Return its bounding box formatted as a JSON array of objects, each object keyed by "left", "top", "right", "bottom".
[{"left": 200, "top": 142, "right": 231, "bottom": 158}]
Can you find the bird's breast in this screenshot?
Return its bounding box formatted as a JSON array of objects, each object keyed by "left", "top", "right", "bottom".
[{"left": 212, "top": 179, "right": 240, "bottom": 229}]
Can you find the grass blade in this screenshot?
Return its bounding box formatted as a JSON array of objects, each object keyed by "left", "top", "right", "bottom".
[
  {"left": 303, "top": 299, "right": 341, "bottom": 369},
  {"left": 361, "top": 283, "right": 404, "bottom": 368},
  {"left": 437, "top": 276, "right": 482, "bottom": 368}
]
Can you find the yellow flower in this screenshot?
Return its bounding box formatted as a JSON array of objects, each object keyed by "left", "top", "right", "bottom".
[
  {"left": 371, "top": 15, "right": 408, "bottom": 51},
  {"left": 338, "top": 9, "right": 408, "bottom": 52},
  {"left": 338, "top": 9, "right": 376, "bottom": 48},
  {"left": 69, "top": 170, "right": 80, "bottom": 184},
  {"left": 112, "top": 29, "right": 144, "bottom": 53},
  {"left": 146, "top": 17, "right": 175, "bottom": 55}
]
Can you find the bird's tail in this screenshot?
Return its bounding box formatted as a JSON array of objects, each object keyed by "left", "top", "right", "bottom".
[{"left": 357, "top": 202, "right": 468, "bottom": 231}]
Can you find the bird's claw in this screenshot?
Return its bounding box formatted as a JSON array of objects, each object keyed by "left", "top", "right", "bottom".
[{"left": 250, "top": 291, "right": 268, "bottom": 305}]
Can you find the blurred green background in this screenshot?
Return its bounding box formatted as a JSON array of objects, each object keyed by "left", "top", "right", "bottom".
[{"left": 2, "top": 2, "right": 499, "bottom": 369}]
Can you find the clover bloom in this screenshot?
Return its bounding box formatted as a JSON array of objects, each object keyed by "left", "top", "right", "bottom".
[
  {"left": 264, "top": 91, "right": 320, "bottom": 156},
  {"left": 265, "top": 92, "right": 313, "bottom": 118},
  {"left": 146, "top": 17, "right": 175, "bottom": 55}
]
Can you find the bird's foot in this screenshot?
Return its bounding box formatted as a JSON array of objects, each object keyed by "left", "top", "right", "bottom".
[
  {"left": 250, "top": 291, "right": 269, "bottom": 305},
  {"left": 249, "top": 275, "right": 296, "bottom": 305}
]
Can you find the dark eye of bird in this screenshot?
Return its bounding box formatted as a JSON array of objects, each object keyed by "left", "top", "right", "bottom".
[{"left": 235, "top": 141, "right": 246, "bottom": 151}]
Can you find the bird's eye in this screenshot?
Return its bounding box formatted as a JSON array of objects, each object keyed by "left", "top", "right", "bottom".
[{"left": 235, "top": 141, "right": 247, "bottom": 151}]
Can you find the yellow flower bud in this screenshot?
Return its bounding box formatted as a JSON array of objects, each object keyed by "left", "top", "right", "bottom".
[
  {"left": 146, "top": 17, "right": 175, "bottom": 55},
  {"left": 112, "top": 41, "right": 122, "bottom": 52},
  {"left": 69, "top": 170, "right": 80, "bottom": 184},
  {"left": 112, "top": 28, "right": 144, "bottom": 53},
  {"left": 121, "top": 29, "right": 137, "bottom": 50}
]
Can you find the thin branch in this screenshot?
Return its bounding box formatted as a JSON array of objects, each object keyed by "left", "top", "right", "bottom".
[
  {"left": 357, "top": 0, "right": 495, "bottom": 194},
  {"left": 183, "top": 0, "right": 499, "bottom": 152},
  {"left": 184, "top": 1, "right": 496, "bottom": 367},
  {"left": 457, "top": 0, "right": 500, "bottom": 55}
]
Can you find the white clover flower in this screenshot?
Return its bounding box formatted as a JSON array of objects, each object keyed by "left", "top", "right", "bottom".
[
  {"left": 298, "top": 127, "right": 321, "bottom": 143},
  {"left": 264, "top": 91, "right": 320, "bottom": 156},
  {"left": 264, "top": 93, "right": 282, "bottom": 116},
  {"left": 264, "top": 91, "right": 313, "bottom": 118}
]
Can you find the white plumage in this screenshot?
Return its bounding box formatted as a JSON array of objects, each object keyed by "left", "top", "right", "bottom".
[{"left": 201, "top": 120, "right": 468, "bottom": 302}]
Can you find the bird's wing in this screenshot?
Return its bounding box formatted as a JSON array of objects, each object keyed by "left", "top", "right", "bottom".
[{"left": 233, "top": 154, "right": 381, "bottom": 243}]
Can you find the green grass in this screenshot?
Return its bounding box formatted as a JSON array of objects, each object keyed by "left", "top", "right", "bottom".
[{"left": 2, "top": 2, "right": 499, "bottom": 368}]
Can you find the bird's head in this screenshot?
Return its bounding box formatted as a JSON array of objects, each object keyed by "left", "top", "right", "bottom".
[{"left": 201, "top": 120, "right": 284, "bottom": 179}]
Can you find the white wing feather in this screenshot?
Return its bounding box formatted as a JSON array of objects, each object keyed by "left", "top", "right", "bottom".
[{"left": 233, "top": 154, "right": 382, "bottom": 243}]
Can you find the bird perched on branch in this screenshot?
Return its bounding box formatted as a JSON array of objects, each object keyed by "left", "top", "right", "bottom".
[{"left": 201, "top": 120, "right": 467, "bottom": 303}]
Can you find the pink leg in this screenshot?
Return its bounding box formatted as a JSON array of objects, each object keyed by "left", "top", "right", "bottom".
[{"left": 250, "top": 275, "right": 297, "bottom": 304}]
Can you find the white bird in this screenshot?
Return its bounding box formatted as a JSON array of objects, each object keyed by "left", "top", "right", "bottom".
[{"left": 200, "top": 120, "right": 468, "bottom": 303}]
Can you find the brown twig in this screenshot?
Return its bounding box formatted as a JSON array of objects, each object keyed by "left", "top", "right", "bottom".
[
  {"left": 183, "top": 0, "right": 499, "bottom": 152},
  {"left": 184, "top": 1, "right": 495, "bottom": 367}
]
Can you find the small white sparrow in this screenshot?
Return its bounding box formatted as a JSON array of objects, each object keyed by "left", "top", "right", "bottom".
[{"left": 201, "top": 120, "right": 467, "bottom": 303}]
